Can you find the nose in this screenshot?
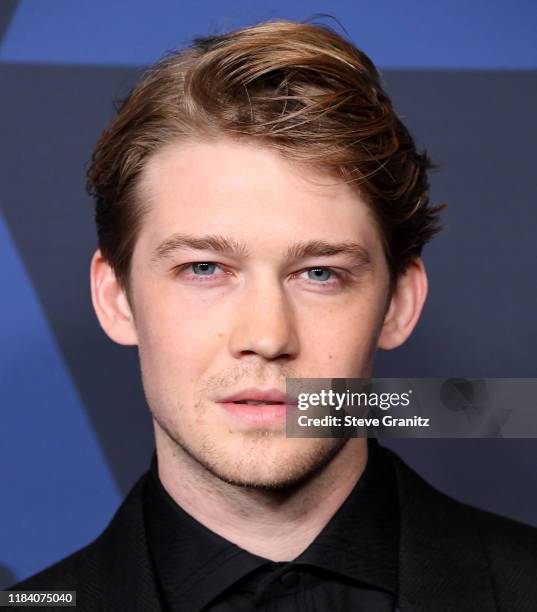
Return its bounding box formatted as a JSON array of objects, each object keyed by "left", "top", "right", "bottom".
[{"left": 228, "top": 276, "right": 299, "bottom": 362}]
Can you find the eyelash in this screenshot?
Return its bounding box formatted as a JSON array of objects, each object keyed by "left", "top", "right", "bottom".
[{"left": 172, "top": 262, "right": 348, "bottom": 288}]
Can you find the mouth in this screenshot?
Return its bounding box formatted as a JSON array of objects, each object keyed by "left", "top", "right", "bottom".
[
  {"left": 217, "top": 388, "right": 297, "bottom": 425},
  {"left": 232, "top": 399, "right": 285, "bottom": 405},
  {"left": 219, "top": 387, "right": 298, "bottom": 404}
]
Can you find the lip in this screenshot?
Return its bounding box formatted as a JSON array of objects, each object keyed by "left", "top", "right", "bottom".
[
  {"left": 217, "top": 387, "right": 298, "bottom": 426},
  {"left": 219, "top": 388, "right": 292, "bottom": 404}
]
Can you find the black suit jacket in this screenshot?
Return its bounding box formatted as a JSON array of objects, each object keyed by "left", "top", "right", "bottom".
[{"left": 9, "top": 445, "right": 537, "bottom": 611}]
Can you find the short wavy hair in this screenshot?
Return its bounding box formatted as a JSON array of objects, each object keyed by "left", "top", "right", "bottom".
[{"left": 87, "top": 19, "right": 446, "bottom": 306}]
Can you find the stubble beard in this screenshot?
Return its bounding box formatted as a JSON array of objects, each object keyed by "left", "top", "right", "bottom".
[{"left": 152, "top": 408, "right": 350, "bottom": 492}]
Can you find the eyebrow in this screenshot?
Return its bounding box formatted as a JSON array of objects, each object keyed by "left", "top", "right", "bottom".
[{"left": 151, "top": 233, "right": 372, "bottom": 267}]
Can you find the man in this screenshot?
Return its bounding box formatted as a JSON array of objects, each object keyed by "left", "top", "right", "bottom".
[{"left": 9, "top": 19, "right": 537, "bottom": 611}]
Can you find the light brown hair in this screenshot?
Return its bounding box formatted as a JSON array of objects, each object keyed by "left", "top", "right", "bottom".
[{"left": 87, "top": 19, "right": 447, "bottom": 306}]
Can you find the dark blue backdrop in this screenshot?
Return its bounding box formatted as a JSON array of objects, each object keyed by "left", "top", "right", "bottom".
[{"left": 1, "top": 0, "right": 536, "bottom": 587}]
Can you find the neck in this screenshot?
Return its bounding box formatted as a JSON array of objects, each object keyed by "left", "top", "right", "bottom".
[{"left": 154, "top": 427, "right": 368, "bottom": 561}]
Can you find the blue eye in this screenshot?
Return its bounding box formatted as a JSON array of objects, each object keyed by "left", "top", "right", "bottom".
[
  {"left": 191, "top": 263, "right": 217, "bottom": 275},
  {"left": 307, "top": 268, "right": 332, "bottom": 281}
]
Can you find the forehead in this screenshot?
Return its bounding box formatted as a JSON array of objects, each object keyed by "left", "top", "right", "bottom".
[{"left": 136, "top": 138, "right": 382, "bottom": 255}]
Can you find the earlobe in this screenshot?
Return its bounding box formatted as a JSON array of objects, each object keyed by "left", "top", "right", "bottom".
[
  {"left": 90, "top": 249, "right": 138, "bottom": 346},
  {"left": 377, "top": 258, "right": 428, "bottom": 350}
]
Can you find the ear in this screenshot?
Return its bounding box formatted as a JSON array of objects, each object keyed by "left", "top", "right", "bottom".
[
  {"left": 377, "top": 257, "right": 428, "bottom": 350},
  {"left": 90, "top": 248, "right": 138, "bottom": 346}
]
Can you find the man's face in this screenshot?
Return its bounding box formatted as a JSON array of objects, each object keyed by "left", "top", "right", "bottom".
[{"left": 128, "top": 138, "right": 391, "bottom": 488}]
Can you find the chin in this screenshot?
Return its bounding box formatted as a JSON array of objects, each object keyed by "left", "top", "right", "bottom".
[{"left": 193, "top": 435, "right": 348, "bottom": 491}]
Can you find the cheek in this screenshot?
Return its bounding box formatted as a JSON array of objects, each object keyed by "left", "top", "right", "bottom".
[
  {"left": 297, "top": 293, "right": 384, "bottom": 370},
  {"left": 135, "top": 295, "right": 221, "bottom": 386},
  {"left": 303, "top": 289, "right": 383, "bottom": 334}
]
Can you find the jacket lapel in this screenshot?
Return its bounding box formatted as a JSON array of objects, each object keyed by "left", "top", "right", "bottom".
[
  {"left": 384, "top": 447, "right": 497, "bottom": 612},
  {"left": 89, "top": 473, "right": 164, "bottom": 611}
]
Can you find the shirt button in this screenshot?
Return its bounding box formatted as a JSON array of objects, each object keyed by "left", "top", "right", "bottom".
[{"left": 280, "top": 570, "right": 299, "bottom": 588}]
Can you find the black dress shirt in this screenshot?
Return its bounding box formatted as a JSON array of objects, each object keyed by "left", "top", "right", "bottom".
[{"left": 143, "top": 438, "right": 399, "bottom": 611}]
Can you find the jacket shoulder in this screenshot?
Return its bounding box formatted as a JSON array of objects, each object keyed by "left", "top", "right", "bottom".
[
  {"left": 6, "top": 472, "right": 161, "bottom": 612},
  {"left": 463, "top": 500, "right": 537, "bottom": 603},
  {"left": 467, "top": 501, "right": 537, "bottom": 561},
  {"left": 7, "top": 535, "right": 103, "bottom": 591},
  {"left": 382, "top": 444, "right": 537, "bottom": 610}
]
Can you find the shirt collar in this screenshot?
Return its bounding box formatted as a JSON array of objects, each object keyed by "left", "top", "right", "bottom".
[
  {"left": 295, "top": 437, "right": 399, "bottom": 592},
  {"left": 144, "top": 455, "right": 268, "bottom": 611},
  {"left": 144, "top": 438, "right": 398, "bottom": 611}
]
